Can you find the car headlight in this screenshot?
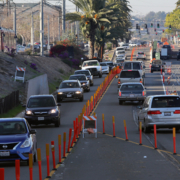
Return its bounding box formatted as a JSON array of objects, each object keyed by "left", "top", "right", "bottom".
[
  {"left": 50, "top": 109, "right": 56, "bottom": 114},
  {"left": 26, "top": 110, "right": 32, "bottom": 115},
  {"left": 20, "top": 138, "right": 31, "bottom": 148},
  {"left": 82, "top": 83, "right": 86, "bottom": 85},
  {"left": 75, "top": 91, "right": 81, "bottom": 94},
  {"left": 58, "top": 92, "right": 63, "bottom": 95}
]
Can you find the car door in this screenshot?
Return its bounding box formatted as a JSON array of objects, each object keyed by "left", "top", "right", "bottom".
[{"left": 139, "top": 97, "right": 150, "bottom": 120}]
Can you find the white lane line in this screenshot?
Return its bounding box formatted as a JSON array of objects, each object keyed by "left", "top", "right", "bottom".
[{"left": 160, "top": 74, "right": 166, "bottom": 95}]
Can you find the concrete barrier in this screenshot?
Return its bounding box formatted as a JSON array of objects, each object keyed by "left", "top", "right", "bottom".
[{"left": 26, "top": 74, "right": 49, "bottom": 103}]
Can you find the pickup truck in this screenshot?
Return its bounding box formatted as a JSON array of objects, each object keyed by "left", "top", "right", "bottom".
[
  {"left": 81, "top": 60, "right": 102, "bottom": 78},
  {"left": 160, "top": 45, "right": 178, "bottom": 59}
]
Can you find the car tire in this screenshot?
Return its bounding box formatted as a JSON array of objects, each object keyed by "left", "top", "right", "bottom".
[
  {"left": 80, "top": 96, "right": 84, "bottom": 102},
  {"left": 144, "top": 124, "right": 151, "bottom": 133},
  {"left": 119, "top": 100, "right": 123, "bottom": 105},
  {"left": 151, "top": 70, "right": 153, "bottom": 73},
  {"left": 57, "top": 96, "right": 62, "bottom": 102},
  {"left": 90, "top": 82, "right": 93, "bottom": 86},
  {"left": 55, "top": 118, "right": 60, "bottom": 127},
  {"left": 99, "top": 73, "right": 102, "bottom": 78}
]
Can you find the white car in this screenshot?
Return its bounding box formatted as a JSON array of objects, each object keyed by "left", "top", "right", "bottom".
[
  {"left": 116, "top": 50, "right": 126, "bottom": 59},
  {"left": 136, "top": 52, "right": 146, "bottom": 60},
  {"left": 129, "top": 43, "right": 137, "bottom": 47},
  {"left": 116, "top": 47, "right": 125, "bottom": 54},
  {"left": 121, "top": 43, "right": 130, "bottom": 51},
  {"left": 100, "top": 62, "right": 109, "bottom": 74}
]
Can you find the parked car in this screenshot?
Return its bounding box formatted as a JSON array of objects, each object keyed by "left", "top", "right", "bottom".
[
  {"left": 117, "top": 70, "right": 143, "bottom": 88},
  {"left": 69, "top": 74, "right": 90, "bottom": 92},
  {"left": 138, "top": 95, "right": 180, "bottom": 133},
  {"left": 81, "top": 60, "right": 102, "bottom": 78},
  {"left": 74, "top": 70, "right": 93, "bottom": 86},
  {"left": 100, "top": 62, "right": 109, "bottom": 74},
  {"left": 151, "top": 60, "right": 165, "bottom": 73},
  {"left": 57, "top": 80, "right": 84, "bottom": 102},
  {"left": 136, "top": 52, "right": 146, "bottom": 60},
  {"left": 0, "top": 118, "right": 37, "bottom": 164},
  {"left": 118, "top": 82, "right": 146, "bottom": 105},
  {"left": 24, "top": 95, "right": 61, "bottom": 127}
]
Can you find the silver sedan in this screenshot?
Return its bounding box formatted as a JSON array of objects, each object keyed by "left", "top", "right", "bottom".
[{"left": 138, "top": 95, "right": 180, "bottom": 133}]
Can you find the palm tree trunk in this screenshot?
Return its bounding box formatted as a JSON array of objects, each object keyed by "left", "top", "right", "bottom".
[{"left": 89, "top": 30, "right": 95, "bottom": 59}]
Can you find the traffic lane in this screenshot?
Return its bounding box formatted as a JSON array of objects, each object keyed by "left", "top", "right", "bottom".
[
  {"left": 52, "top": 134, "right": 180, "bottom": 180},
  {"left": 0, "top": 74, "right": 108, "bottom": 180}
]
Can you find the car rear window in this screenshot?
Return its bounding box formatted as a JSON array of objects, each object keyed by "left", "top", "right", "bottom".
[
  {"left": 124, "top": 63, "right": 131, "bottom": 69},
  {"left": 120, "top": 71, "right": 140, "bottom": 78},
  {"left": 138, "top": 52, "right": 144, "bottom": 54},
  {"left": 151, "top": 97, "right": 180, "bottom": 108},
  {"left": 133, "top": 63, "right": 141, "bottom": 70},
  {"left": 121, "top": 84, "right": 143, "bottom": 91},
  {"left": 75, "top": 71, "right": 90, "bottom": 75},
  {"left": 152, "top": 60, "right": 162, "bottom": 65},
  {"left": 118, "top": 51, "right": 125, "bottom": 54},
  {"left": 69, "top": 75, "right": 86, "bottom": 80},
  {"left": 117, "top": 48, "right": 124, "bottom": 51}
]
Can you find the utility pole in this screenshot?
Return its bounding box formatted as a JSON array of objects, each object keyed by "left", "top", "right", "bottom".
[
  {"left": 58, "top": 16, "right": 60, "bottom": 41},
  {"left": 31, "top": 11, "right": 34, "bottom": 54},
  {"left": 48, "top": 15, "right": 50, "bottom": 51},
  {"left": 12, "top": 1, "right": 17, "bottom": 51},
  {"left": 52, "top": 15, "right": 55, "bottom": 45},
  {"left": 62, "top": 0, "right": 65, "bottom": 33},
  {"left": 40, "top": 0, "right": 44, "bottom": 56},
  {"left": 76, "top": 6, "right": 79, "bottom": 45}
]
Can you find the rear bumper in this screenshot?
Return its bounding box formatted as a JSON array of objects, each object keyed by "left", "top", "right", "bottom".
[
  {"left": 147, "top": 122, "right": 180, "bottom": 128},
  {"left": 151, "top": 67, "right": 165, "bottom": 71},
  {"left": 118, "top": 96, "right": 146, "bottom": 101}
]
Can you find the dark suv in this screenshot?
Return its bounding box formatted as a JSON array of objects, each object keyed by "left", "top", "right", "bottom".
[{"left": 24, "top": 95, "right": 61, "bottom": 127}]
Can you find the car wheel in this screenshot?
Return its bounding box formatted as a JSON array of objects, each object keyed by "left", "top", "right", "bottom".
[
  {"left": 99, "top": 73, "right": 102, "bottom": 78},
  {"left": 80, "top": 96, "right": 84, "bottom": 102},
  {"left": 55, "top": 118, "right": 60, "bottom": 127},
  {"left": 151, "top": 70, "right": 153, "bottom": 73},
  {"left": 119, "top": 100, "right": 123, "bottom": 105},
  {"left": 90, "top": 82, "right": 93, "bottom": 86},
  {"left": 57, "top": 96, "right": 62, "bottom": 102},
  {"left": 144, "top": 124, "right": 151, "bottom": 133}
]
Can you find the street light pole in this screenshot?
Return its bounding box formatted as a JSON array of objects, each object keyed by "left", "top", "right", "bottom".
[
  {"left": 31, "top": 11, "right": 34, "bottom": 54},
  {"left": 40, "top": 0, "right": 44, "bottom": 56},
  {"left": 48, "top": 15, "right": 50, "bottom": 51}
]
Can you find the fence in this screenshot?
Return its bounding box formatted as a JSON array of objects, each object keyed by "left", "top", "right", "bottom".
[{"left": 0, "top": 90, "right": 19, "bottom": 115}]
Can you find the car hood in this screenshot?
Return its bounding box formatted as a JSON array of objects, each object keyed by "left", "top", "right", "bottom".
[
  {"left": 58, "top": 88, "right": 82, "bottom": 92},
  {"left": 82, "top": 66, "right": 98, "bottom": 69},
  {"left": 0, "top": 134, "right": 28, "bottom": 143},
  {"left": 26, "top": 107, "right": 57, "bottom": 111}
]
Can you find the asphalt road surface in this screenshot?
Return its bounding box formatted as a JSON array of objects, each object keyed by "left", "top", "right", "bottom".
[{"left": 3, "top": 47, "right": 180, "bottom": 180}]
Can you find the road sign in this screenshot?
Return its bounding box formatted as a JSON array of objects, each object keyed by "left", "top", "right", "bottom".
[{"left": 14, "top": 66, "right": 26, "bottom": 83}]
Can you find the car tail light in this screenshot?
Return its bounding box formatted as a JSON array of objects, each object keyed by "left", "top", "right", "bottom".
[
  {"left": 147, "top": 111, "right": 162, "bottom": 115},
  {"left": 118, "top": 79, "right": 121, "bottom": 84},
  {"left": 142, "top": 91, "right": 145, "bottom": 96},
  {"left": 140, "top": 79, "right": 142, "bottom": 83},
  {"left": 119, "top": 91, "right": 121, "bottom": 96},
  {"left": 128, "top": 70, "right": 132, "bottom": 71},
  {"left": 174, "top": 110, "right": 180, "bottom": 114}
]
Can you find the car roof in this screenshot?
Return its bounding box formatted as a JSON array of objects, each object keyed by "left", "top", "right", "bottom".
[
  {"left": 62, "top": 80, "right": 79, "bottom": 83},
  {"left": 70, "top": 74, "right": 86, "bottom": 77},
  {"left": 30, "top": 94, "right": 54, "bottom": 98},
  {"left": 0, "top": 118, "right": 26, "bottom": 122},
  {"left": 121, "top": 82, "right": 144, "bottom": 85}
]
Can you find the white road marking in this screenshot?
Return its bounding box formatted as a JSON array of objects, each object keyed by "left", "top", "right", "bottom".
[{"left": 160, "top": 75, "right": 166, "bottom": 95}]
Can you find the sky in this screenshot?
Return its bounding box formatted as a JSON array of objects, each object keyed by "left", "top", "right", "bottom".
[{"left": 13, "top": 0, "right": 178, "bottom": 16}]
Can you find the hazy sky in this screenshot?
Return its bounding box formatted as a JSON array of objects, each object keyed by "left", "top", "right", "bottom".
[{"left": 13, "top": 0, "right": 178, "bottom": 16}]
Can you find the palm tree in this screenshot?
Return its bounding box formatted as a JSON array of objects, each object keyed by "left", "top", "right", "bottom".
[{"left": 66, "top": 0, "right": 119, "bottom": 58}]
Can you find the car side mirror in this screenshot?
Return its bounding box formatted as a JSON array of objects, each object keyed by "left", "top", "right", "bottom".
[
  {"left": 30, "top": 129, "right": 36, "bottom": 134},
  {"left": 22, "top": 104, "right": 26, "bottom": 108},
  {"left": 57, "top": 103, "right": 61, "bottom": 106}
]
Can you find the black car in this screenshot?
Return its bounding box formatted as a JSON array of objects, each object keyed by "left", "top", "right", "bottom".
[
  {"left": 24, "top": 95, "right": 61, "bottom": 127},
  {"left": 74, "top": 70, "right": 94, "bottom": 86},
  {"left": 151, "top": 60, "right": 165, "bottom": 73},
  {"left": 177, "top": 51, "right": 180, "bottom": 60},
  {"left": 57, "top": 80, "right": 84, "bottom": 102},
  {"left": 69, "top": 74, "right": 90, "bottom": 92},
  {"left": 105, "top": 61, "right": 115, "bottom": 71}
]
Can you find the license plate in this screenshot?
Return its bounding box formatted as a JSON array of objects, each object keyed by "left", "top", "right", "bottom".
[
  {"left": 130, "top": 94, "right": 134, "bottom": 97},
  {"left": 164, "top": 112, "right": 171, "bottom": 116},
  {"left": 67, "top": 94, "right": 72, "bottom": 97},
  {"left": 38, "top": 117, "right": 44, "bottom": 120},
  {"left": 0, "top": 151, "right": 10, "bottom": 156}
]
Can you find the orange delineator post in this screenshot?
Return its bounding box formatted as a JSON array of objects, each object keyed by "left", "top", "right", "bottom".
[
  {"left": 51, "top": 141, "right": 56, "bottom": 170},
  {"left": 76, "top": 118, "right": 79, "bottom": 139},
  {"left": 45, "top": 144, "right": 50, "bottom": 177},
  {"left": 123, "top": 120, "right": 128, "bottom": 141},
  {"left": 15, "top": 159, "right": 20, "bottom": 180},
  {"left": 29, "top": 154, "right": 33, "bottom": 180},
  {"left": 112, "top": 116, "right": 116, "bottom": 137},
  {"left": 58, "top": 135, "right": 62, "bottom": 164},
  {"left": 154, "top": 125, "right": 157, "bottom": 149},
  {"left": 0, "top": 168, "right": 4, "bottom": 180},
  {"left": 173, "top": 128, "right": 176, "bottom": 155},
  {"left": 67, "top": 128, "right": 72, "bottom": 153},
  {"left": 71, "top": 121, "right": 76, "bottom": 147},
  {"left": 63, "top": 132, "right": 66, "bottom": 158},
  {"left": 37, "top": 148, "right": 42, "bottom": 180},
  {"left": 139, "top": 121, "right": 142, "bottom": 145},
  {"left": 102, "top": 114, "right": 105, "bottom": 134}
]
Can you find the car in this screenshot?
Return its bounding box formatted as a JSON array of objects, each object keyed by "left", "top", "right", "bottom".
[
  {"left": 136, "top": 52, "right": 146, "bottom": 60},
  {"left": 116, "top": 56, "right": 125, "bottom": 66},
  {"left": 116, "top": 48, "right": 125, "bottom": 56},
  {"left": 122, "top": 61, "right": 145, "bottom": 77},
  {"left": 105, "top": 61, "right": 115, "bottom": 71},
  {"left": 177, "top": 51, "right": 180, "bottom": 60},
  {"left": 116, "top": 50, "right": 126, "bottom": 59},
  {"left": 74, "top": 70, "right": 93, "bottom": 86},
  {"left": 24, "top": 95, "right": 61, "bottom": 127},
  {"left": 100, "top": 62, "right": 109, "bottom": 74},
  {"left": 117, "top": 70, "right": 143, "bottom": 88},
  {"left": 121, "top": 43, "right": 130, "bottom": 51},
  {"left": 138, "top": 95, "right": 180, "bottom": 133},
  {"left": 151, "top": 60, "right": 165, "bottom": 73},
  {"left": 81, "top": 60, "right": 102, "bottom": 78},
  {"left": 69, "top": 74, "right": 90, "bottom": 92},
  {"left": 57, "top": 80, "right": 84, "bottom": 102},
  {"left": 0, "top": 118, "right": 37, "bottom": 164},
  {"left": 118, "top": 82, "right": 146, "bottom": 105}
]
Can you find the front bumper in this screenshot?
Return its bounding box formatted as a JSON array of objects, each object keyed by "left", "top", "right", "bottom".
[
  {"left": 102, "top": 69, "right": 109, "bottom": 74},
  {"left": 57, "top": 94, "right": 83, "bottom": 99}
]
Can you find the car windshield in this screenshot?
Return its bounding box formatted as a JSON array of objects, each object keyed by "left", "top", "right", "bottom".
[
  {"left": 122, "top": 44, "right": 128, "bottom": 46},
  {"left": 75, "top": 71, "right": 90, "bottom": 75},
  {"left": 133, "top": 63, "right": 141, "bottom": 70},
  {"left": 82, "top": 61, "right": 99, "bottom": 67},
  {"left": 120, "top": 71, "right": 140, "bottom": 78},
  {"left": 151, "top": 97, "right": 180, "bottom": 108},
  {"left": 121, "top": 84, "right": 143, "bottom": 91},
  {"left": 124, "top": 63, "right": 131, "bottom": 69},
  {"left": 138, "top": 52, "right": 144, "bottom": 54},
  {"left": 117, "top": 48, "right": 124, "bottom": 51},
  {"left": 60, "top": 82, "right": 80, "bottom": 88},
  {"left": 69, "top": 76, "right": 86, "bottom": 80},
  {"left": 118, "top": 51, "right": 125, "bottom": 54},
  {"left": 100, "top": 63, "right": 107, "bottom": 66},
  {"left": 152, "top": 60, "right": 162, "bottom": 65},
  {"left": 0, "top": 121, "right": 27, "bottom": 135},
  {"left": 28, "top": 97, "right": 56, "bottom": 108}
]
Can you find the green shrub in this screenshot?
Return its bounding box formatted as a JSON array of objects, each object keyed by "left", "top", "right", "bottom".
[{"left": 106, "top": 43, "right": 112, "bottom": 50}]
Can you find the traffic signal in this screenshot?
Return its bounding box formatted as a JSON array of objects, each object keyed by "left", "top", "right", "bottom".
[
  {"left": 154, "top": 28, "right": 156, "bottom": 32},
  {"left": 136, "top": 24, "right": 138, "bottom": 29},
  {"left": 144, "top": 24, "right": 147, "bottom": 29},
  {"left": 151, "top": 23, "right": 153, "bottom": 27},
  {"left": 169, "top": 25, "right": 171, "bottom": 30},
  {"left": 157, "top": 23, "right": 160, "bottom": 28}
]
